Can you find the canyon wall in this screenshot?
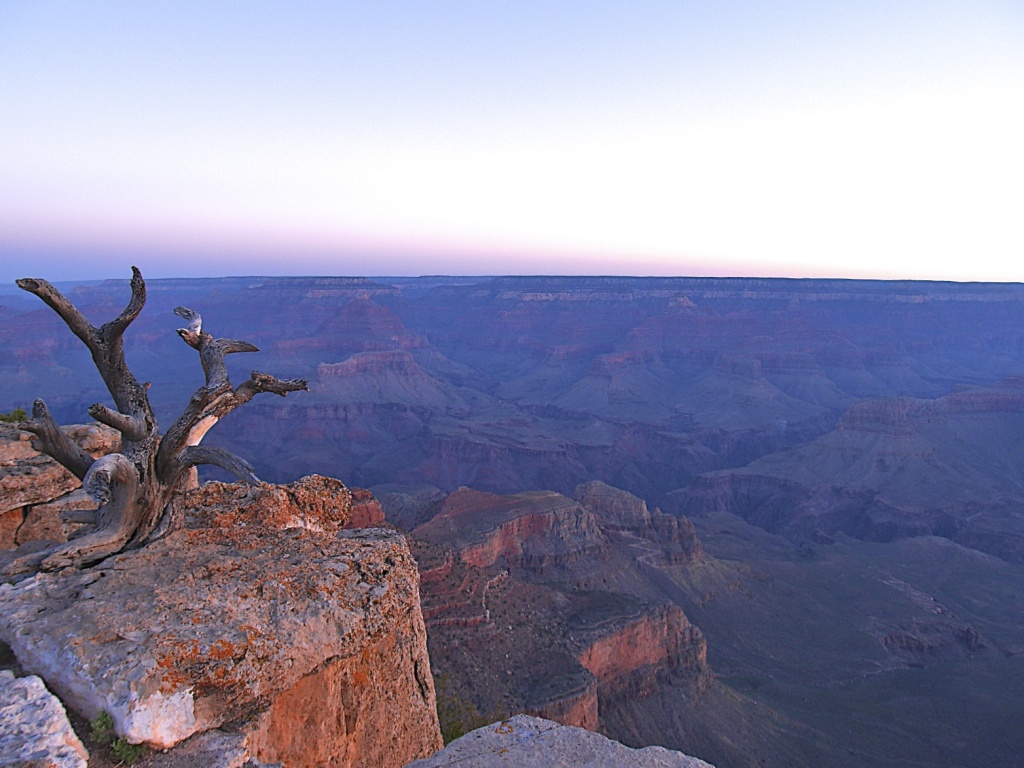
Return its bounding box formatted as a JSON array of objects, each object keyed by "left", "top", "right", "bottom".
[{"left": 408, "top": 484, "right": 712, "bottom": 748}]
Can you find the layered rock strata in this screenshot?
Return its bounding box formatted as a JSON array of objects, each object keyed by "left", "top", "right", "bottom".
[
  {"left": 415, "top": 487, "right": 609, "bottom": 574},
  {"left": 346, "top": 487, "right": 388, "bottom": 529},
  {"left": 0, "top": 476, "right": 442, "bottom": 768},
  {"left": 575, "top": 481, "right": 703, "bottom": 564},
  {"left": 577, "top": 604, "right": 711, "bottom": 702},
  {"left": 412, "top": 485, "right": 711, "bottom": 743}
]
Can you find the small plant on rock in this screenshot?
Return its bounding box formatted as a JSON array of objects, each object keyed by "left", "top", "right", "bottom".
[
  {"left": 89, "top": 710, "right": 116, "bottom": 743},
  {"left": 89, "top": 710, "right": 147, "bottom": 765},
  {"left": 0, "top": 408, "right": 28, "bottom": 423}
]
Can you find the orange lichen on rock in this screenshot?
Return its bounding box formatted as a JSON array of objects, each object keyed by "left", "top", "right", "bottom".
[
  {"left": 0, "top": 476, "right": 442, "bottom": 766},
  {"left": 185, "top": 474, "right": 353, "bottom": 548}
]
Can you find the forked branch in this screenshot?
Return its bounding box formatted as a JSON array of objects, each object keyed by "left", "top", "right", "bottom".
[
  {"left": 16, "top": 268, "right": 149, "bottom": 418},
  {"left": 4, "top": 268, "right": 307, "bottom": 579},
  {"left": 157, "top": 308, "right": 306, "bottom": 480}
]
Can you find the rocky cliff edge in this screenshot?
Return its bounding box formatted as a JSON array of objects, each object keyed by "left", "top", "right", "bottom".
[{"left": 0, "top": 475, "right": 443, "bottom": 768}]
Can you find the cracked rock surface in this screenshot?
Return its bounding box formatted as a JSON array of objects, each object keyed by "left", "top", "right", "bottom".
[
  {"left": 405, "top": 715, "right": 715, "bottom": 768},
  {"left": 0, "top": 476, "right": 442, "bottom": 768},
  {"left": 0, "top": 669, "right": 88, "bottom": 768}
]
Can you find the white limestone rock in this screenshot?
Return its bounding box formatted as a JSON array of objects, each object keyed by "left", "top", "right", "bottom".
[
  {"left": 405, "top": 715, "right": 716, "bottom": 768},
  {"left": 0, "top": 670, "right": 88, "bottom": 768}
]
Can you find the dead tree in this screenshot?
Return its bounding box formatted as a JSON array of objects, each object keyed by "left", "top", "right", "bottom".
[{"left": 3, "top": 267, "right": 307, "bottom": 577}]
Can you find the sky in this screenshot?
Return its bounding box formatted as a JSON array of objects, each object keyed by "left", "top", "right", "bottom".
[{"left": 1, "top": 1, "right": 1023, "bottom": 283}]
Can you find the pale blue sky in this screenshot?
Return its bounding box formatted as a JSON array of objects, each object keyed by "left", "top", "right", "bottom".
[{"left": 2, "top": 1, "right": 1023, "bottom": 282}]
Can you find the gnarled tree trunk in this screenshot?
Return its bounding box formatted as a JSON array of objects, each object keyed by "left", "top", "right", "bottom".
[{"left": 3, "top": 267, "right": 307, "bottom": 578}]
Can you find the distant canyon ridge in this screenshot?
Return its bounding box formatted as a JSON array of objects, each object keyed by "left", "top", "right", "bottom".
[
  {"left": 4, "top": 274, "right": 1024, "bottom": 562},
  {"left": 7, "top": 274, "right": 1024, "bottom": 767}
]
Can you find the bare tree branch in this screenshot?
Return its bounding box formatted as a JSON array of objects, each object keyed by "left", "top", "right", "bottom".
[
  {"left": 236, "top": 371, "right": 309, "bottom": 402},
  {"left": 173, "top": 305, "right": 203, "bottom": 346},
  {"left": 22, "top": 399, "right": 95, "bottom": 480},
  {"left": 100, "top": 266, "right": 146, "bottom": 340},
  {"left": 157, "top": 325, "right": 306, "bottom": 480},
  {"left": 174, "top": 306, "right": 259, "bottom": 388},
  {"left": 18, "top": 267, "right": 152, "bottom": 420},
  {"left": 87, "top": 403, "right": 147, "bottom": 443},
  {"left": 15, "top": 278, "right": 98, "bottom": 350},
  {"left": 178, "top": 445, "right": 261, "bottom": 485}
]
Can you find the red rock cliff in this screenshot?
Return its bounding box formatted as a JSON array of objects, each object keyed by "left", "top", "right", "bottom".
[{"left": 0, "top": 475, "right": 443, "bottom": 768}]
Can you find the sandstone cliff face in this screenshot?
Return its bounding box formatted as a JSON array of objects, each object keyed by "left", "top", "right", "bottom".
[
  {"left": 412, "top": 485, "right": 712, "bottom": 749},
  {"left": 415, "top": 488, "right": 609, "bottom": 575},
  {"left": 575, "top": 480, "right": 651, "bottom": 530},
  {"left": 577, "top": 604, "right": 710, "bottom": 701},
  {"left": 346, "top": 487, "right": 387, "bottom": 528},
  {"left": 526, "top": 602, "right": 712, "bottom": 733},
  {"left": 0, "top": 476, "right": 442, "bottom": 768},
  {"left": 575, "top": 481, "right": 703, "bottom": 565}
]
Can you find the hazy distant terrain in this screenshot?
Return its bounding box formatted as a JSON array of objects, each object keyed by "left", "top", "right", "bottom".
[
  {"left": 5, "top": 274, "right": 1024, "bottom": 766},
  {"left": 9, "top": 275, "right": 1024, "bottom": 490}
]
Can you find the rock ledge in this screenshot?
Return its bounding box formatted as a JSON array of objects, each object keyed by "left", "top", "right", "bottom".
[
  {"left": 0, "top": 476, "right": 442, "bottom": 768},
  {"left": 405, "top": 715, "right": 715, "bottom": 768}
]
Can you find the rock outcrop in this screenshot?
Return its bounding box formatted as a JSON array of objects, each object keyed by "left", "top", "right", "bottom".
[
  {"left": 406, "top": 715, "right": 715, "bottom": 767},
  {"left": 414, "top": 488, "right": 609, "bottom": 575},
  {"left": 575, "top": 481, "right": 703, "bottom": 564},
  {"left": 412, "top": 485, "right": 712, "bottom": 749},
  {"left": 526, "top": 600, "right": 712, "bottom": 732},
  {"left": 346, "top": 486, "right": 388, "bottom": 529},
  {"left": 0, "top": 475, "right": 442, "bottom": 768},
  {"left": 0, "top": 670, "right": 88, "bottom": 768},
  {"left": 0, "top": 424, "right": 119, "bottom": 549},
  {"left": 577, "top": 603, "right": 711, "bottom": 703}
]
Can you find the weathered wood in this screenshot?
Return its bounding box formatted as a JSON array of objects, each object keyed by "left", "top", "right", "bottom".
[
  {"left": 173, "top": 305, "right": 259, "bottom": 389},
  {"left": 40, "top": 454, "right": 142, "bottom": 570},
  {"left": 178, "top": 445, "right": 261, "bottom": 485},
  {"left": 157, "top": 307, "right": 307, "bottom": 481},
  {"left": 3, "top": 267, "right": 307, "bottom": 579},
  {"left": 87, "top": 403, "right": 147, "bottom": 443},
  {"left": 21, "top": 400, "right": 95, "bottom": 481},
  {"left": 17, "top": 268, "right": 151, "bottom": 419}
]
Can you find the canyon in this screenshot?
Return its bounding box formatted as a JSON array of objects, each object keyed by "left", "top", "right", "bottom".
[{"left": 4, "top": 274, "right": 1024, "bottom": 766}]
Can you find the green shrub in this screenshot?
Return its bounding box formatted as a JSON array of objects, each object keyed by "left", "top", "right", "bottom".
[
  {"left": 0, "top": 408, "right": 27, "bottom": 423},
  {"left": 89, "top": 710, "right": 147, "bottom": 765},
  {"left": 89, "top": 711, "right": 116, "bottom": 745},
  {"left": 433, "top": 671, "right": 491, "bottom": 744},
  {"left": 111, "top": 738, "right": 146, "bottom": 765}
]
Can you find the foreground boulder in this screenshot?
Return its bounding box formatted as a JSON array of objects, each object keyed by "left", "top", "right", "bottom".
[
  {"left": 0, "top": 475, "right": 443, "bottom": 767},
  {"left": 405, "top": 715, "right": 715, "bottom": 767},
  {"left": 0, "top": 670, "right": 88, "bottom": 768}
]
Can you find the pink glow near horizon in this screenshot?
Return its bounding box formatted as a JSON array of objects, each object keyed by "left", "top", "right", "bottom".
[{"left": 2, "top": 2, "right": 1023, "bottom": 284}]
